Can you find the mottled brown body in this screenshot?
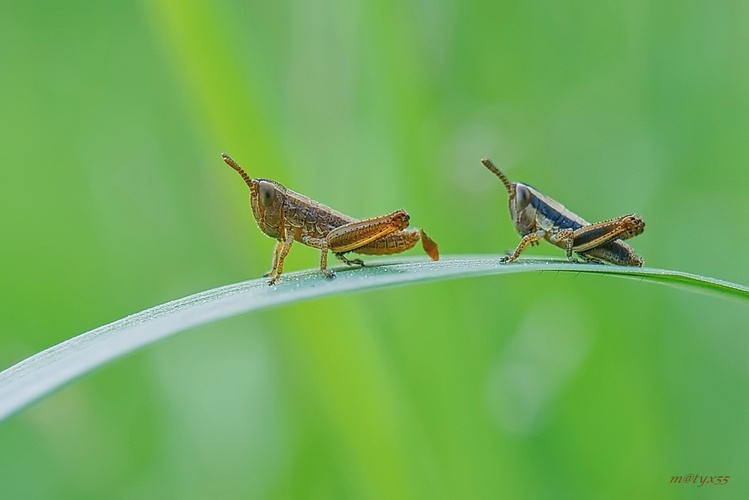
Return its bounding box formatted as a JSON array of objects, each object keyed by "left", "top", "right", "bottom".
[
  {"left": 223, "top": 154, "right": 439, "bottom": 284},
  {"left": 481, "top": 159, "right": 644, "bottom": 266}
]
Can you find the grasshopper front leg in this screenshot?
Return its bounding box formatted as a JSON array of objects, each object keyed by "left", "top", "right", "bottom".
[
  {"left": 264, "top": 240, "right": 284, "bottom": 278},
  {"left": 499, "top": 232, "right": 543, "bottom": 263},
  {"left": 267, "top": 228, "right": 295, "bottom": 285}
]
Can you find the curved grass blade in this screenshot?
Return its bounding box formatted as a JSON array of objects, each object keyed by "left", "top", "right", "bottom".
[{"left": 1, "top": 255, "right": 747, "bottom": 422}]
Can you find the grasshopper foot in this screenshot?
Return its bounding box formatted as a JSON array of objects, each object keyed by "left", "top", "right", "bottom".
[
  {"left": 578, "top": 254, "right": 605, "bottom": 265},
  {"left": 335, "top": 253, "right": 365, "bottom": 267},
  {"left": 322, "top": 269, "right": 336, "bottom": 279},
  {"left": 499, "top": 247, "right": 521, "bottom": 264}
]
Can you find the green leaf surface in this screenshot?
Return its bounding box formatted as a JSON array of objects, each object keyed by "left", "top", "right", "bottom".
[{"left": 1, "top": 255, "right": 747, "bottom": 423}]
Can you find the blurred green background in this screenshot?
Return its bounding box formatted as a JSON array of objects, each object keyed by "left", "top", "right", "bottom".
[{"left": 2, "top": 0, "right": 748, "bottom": 498}]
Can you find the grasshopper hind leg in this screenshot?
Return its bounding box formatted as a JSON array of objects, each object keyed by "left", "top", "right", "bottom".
[
  {"left": 335, "top": 252, "right": 365, "bottom": 267},
  {"left": 576, "top": 252, "right": 606, "bottom": 265}
]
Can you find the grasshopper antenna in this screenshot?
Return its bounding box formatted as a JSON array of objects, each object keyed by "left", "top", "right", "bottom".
[
  {"left": 222, "top": 153, "right": 254, "bottom": 189},
  {"left": 481, "top": 158, "right": 513, "bottom": 195}
]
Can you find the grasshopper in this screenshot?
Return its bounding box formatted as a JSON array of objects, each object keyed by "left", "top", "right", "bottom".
[
  {"left": 223, "top": 153, "right": 440, "bottom": 284},
  {"left": 481, "top": 158, "right": 645, "bottom": 266}
]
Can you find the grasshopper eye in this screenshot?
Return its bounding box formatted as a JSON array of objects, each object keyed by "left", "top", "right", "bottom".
[
  {"left": 515, "top": 184, "right": 532, "bottom": 210},
  {"left": 258, "top": 181, "right": 276, "bottom": 207}
]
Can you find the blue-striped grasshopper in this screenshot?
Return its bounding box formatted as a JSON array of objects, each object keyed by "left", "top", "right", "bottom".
[
  {"left": 223, "top": 153, "right": 440, "bottom": 284},
  {"left": 481, "top": 159, "right": 645, "bottom": 266}
]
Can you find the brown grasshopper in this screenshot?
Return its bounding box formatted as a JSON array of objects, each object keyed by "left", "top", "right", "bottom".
[
  {"left": 223, "top": 153, "right": 440, "bottom": 284},
  {"left": 481, "top": 158, "right": 645, "bottom": 266}
]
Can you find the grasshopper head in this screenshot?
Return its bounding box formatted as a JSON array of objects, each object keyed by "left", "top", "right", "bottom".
[
  {"left": 482, "top": 159, "right": 534, "bottom": 229},
  {"left": 508, "top": 182, "right": 534, "bottom": 222},
  {"left": 223, "top": 153, "right": 287, "bottom": 239},
  {"left": 250, "top": 180, "right": 286, "bottom": 238}
]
